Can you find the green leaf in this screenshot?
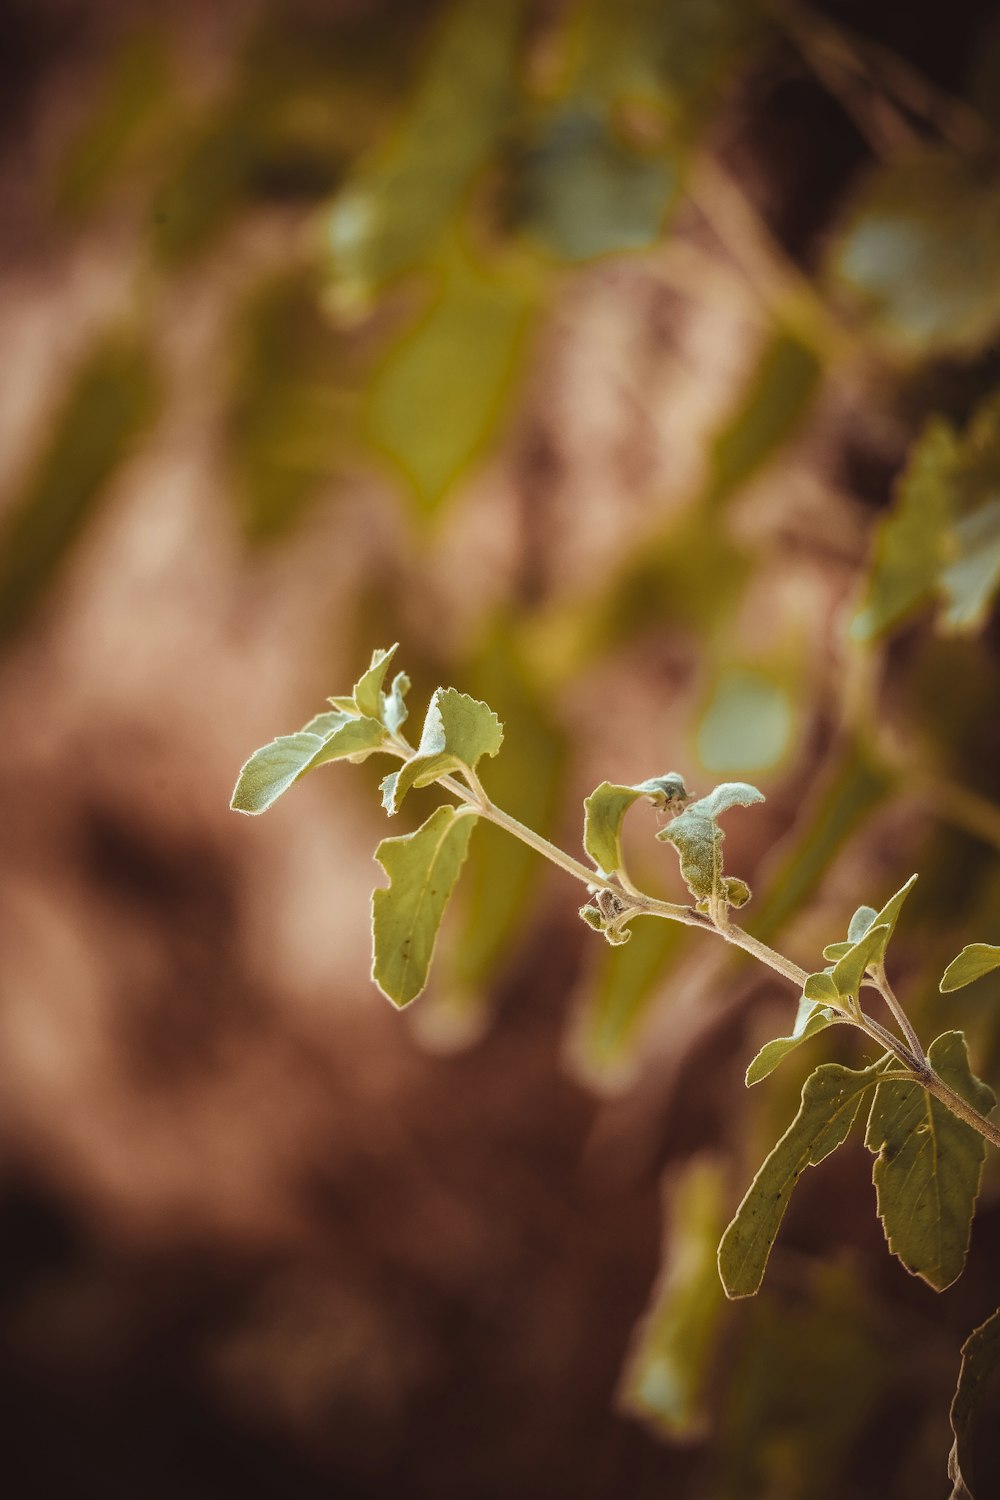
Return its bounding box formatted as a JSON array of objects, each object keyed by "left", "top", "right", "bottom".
[
  {"left": 230, "top": 715, "right": 386, "bottom": 813},
  {"left": 828, "top": 922, "right": 890, "bottom": 1000},
  {"left": 583, "top": 773, "right": 689, "bottom": 877},
  {"left": 383, "top": 687, "right": 503, "bottom": 813},
  {"left": 352, "top": 643, "right": 399, "bottom": 719},
  {"left": 853, "top": 391, "right": 1000, "bottom": 641},
  {"left": 828, "top": 150, "right": 1000, "bottom": 358},
  {"left": 745, "top": 996, "right": 840, "bottom": 1086},
  {"left": 371, "top": 804, "right": 478, "bottom": 1007},
  {"left": 382, "top": 671, "right": 411, "bottom": 733},
  {"left": 718, "top": 1062, "right": 879, "bottom": 1298},
  {"left": 802, "top": 969, "right": 841, "bottom": 1005},
  {"left": 865, "top": 1032, "right": 996, "bottom": 1290},
  {"left": 948, "top": 1306, "right": 1000, "bottom": 1500},
  {"left": 941, "top": 944, "right": 1000, "bottom": 993},
  {"left": 656, "top": 781, "right": 764, "bottom": 911},
  {"left": 820, "top": 875, "right": 917, "bottom": 967},
  {"left": 619, "top": 1156, "right": 727, "bottom": 1440},
  {"left": 696, "top": 669, "right": 795, "bottom": 773}
]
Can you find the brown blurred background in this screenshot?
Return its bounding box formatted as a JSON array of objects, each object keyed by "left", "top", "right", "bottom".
[{"left": 2, "top": 1, "right": 1000, "bottom": 1495}]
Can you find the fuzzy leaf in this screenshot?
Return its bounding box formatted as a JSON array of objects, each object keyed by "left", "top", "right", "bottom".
[
  {"left": 231, "top": 716, "right": 385, "bottom": 814},
  {"left": 829, "top": 922, "right": 890, "bottom": 1000},
  {"left": 803, "top": 969, "right": 842, "bottom": 1005},
  {"left": 745, "top": 997, "right": 840, "bottom": 1086},
  {"left": 583, "top": 773, "right": 689, "bottom": 877},
  {"left": 718, "top": 1063, "right": 879, "bottom": 1298},
  {"left": 656, "top": 781, "right": 764, "bottom": 911},
  {"left": 381, "top": 671, "right": 411, "bottom": 734},
  {"left": 821, "top": 875, "right": 917, "bottom": 966},
  {"left": 948, "top": 1306, "right": 1000, "bottom": 1500},
  {"left": 383, "top": 687, "right": 503, "bottom": 813},
  {"left": 371, "top": 805, "right": 478, "bottom": 1007},
  {"left": 351, "top": 644, "right": 399, "bottom": 719},
  {"left": 941, "top": 944, "right": 1000, "bottom": 993},
  {"left": 865, "top": 1032, "right": 996, "bottom": 1290}
]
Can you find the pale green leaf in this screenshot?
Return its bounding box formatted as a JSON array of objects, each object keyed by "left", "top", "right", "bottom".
[
  {"left": 745, "top": 996, "right": 840, "bottom": 1086},
  {"left": 371, "top": 804, "right": 478, "bottom": 1007},
  {"left": 382, "top": 670, "right": 411, "bottom": 733},
  {"left": 865, "top": 1031, "right": 996, "bottom": 1289},
  {"left": 656, "top": 781, "right": 764, "bottom": 910},
  {"left": 696, "top": 669, "right": 794, "bottom": 773},
  {"left": 948, "top": 1306, "right": 1000, "bottom": 1500},
  {"left": 231, "top": 715, "right": 386, "bottom": 814},
  {"left": 352, "top": 643, "right": 399, "bottom": 719},
  {"left": 941, "top": 944, "right": 1000, "bottom": 993},
  {"left": 231, "top": 731, "right": 326, "bottom": 815},
  {"left": 829, "top": 922, "right": 890, "bottom": 1000},
  {"left": 718, "top": 1062, "right": 879, "bottom": 1298},
  {"left": 300, "top": 709, "right": 351, "bottom": 738},
  {"left": 583, "top": 773, "right": 689, "bottom": 877},
  {"left": 820, "top": 875, "right": 917, "bottom": 967},
  {"left": 384, "top": 687, "right": 503, "bottom": 813},
  {"left": 848, "top": 904, "right": 879, "bottom": 943},
  {"left": 619, "top": 1156, "right": 727, "bottom": 1440},
  {"left": 803, "top": 969, "right": 841, "bottom": 1005}
]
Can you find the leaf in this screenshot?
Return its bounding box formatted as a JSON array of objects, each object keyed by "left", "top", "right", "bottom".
[
  {"left": 745, "top": 996, "right": 840, "bottom": 1086},
  {"left": 852, "top": 391, "right": 1000, "bottom": 641},
  {"left": 582, "top": 774, "right": 689, "bottom": 877},
  {"left": 230, "top": 716, "right": 386, "bottom": 813},
  {"left": 865, "top": 1031, "right": 996, "bottom": 1290},
  {"left": 382, "top": 671, "right": 411, "bottom": 733},
  {"left": 718, "top": 1062, "right": 879, "bottom": 1298},
  {"left": 351, "top": 643, "right": 399, "bottom": 719},
  {"left": 618, "top": 1156, "right": 727, "bottom": 1440},
  {"left": 828, "top": 150, "right": 1000, "bottom": 358},
  {"left": 828, "top": 922, "right": 890, "bottom": 1000},
  {"left": 948, "top": 1306, "right": 1000, "bottom": 1500},
  {"left": 820, "top": 874, "right": 917, "bottom": 966},
  {"left": 371, "top": 804, "right": 478, "bottom": 1007},
  {"left": 941, "top": 944, "right": 1000, "bottom": 993},
  {"left": 383, "top": 687, "right": 503, "bottom": 813},
  {"left": 656, "top": 781, "right": 764, "bottom": 911},
  {"left": 802, "top": 970, "right": 841, "bottom": 1005}
]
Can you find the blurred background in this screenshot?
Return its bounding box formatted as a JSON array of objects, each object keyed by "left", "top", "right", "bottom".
[{"left": 2, "top": 0, "right": 1000, "bottom": 1495}]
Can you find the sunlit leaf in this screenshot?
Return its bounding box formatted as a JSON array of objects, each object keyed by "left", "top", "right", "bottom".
[
  {"left": 657, "top": 781, "right": 764, "bottom": 911},
  {"left": 583, "top": 774, "right": 689, "bottom": 877},
  {"left": 829, "top": 150, "right": 1000, "bottom": 357},
  {"left": 371, "top": 804, "right": 479, "bottom": 1007},
  {"left": 821, "top": 876, "right": 916, "bottom": 965},
  {"left": 853, "top": 390, "right": 1000, "bottom": 640},
  {"left": 719, "top": 1062, "right": 879, "bottom": 1298},
  {"left": 383, "top": 687, "right": 503, "bottom": 813},
  {"left": 619, "top": 1156, "right": 727, "bottom": 1440},
  {"left": 352, "top": 643, "right": 399, "bottom": 719},
  {"left": 940, "top": 944, "right": 1000, "bottom": 993},
  {"left": 828, "top": 922, "right": 889, "bottom": 1000},
  {"left": 865, "top": 1032, "right": 996, "bottom": 1290},
  {"left": 948, "top": 1306, "right": 1000, "bottom": 1500},
  {"left": 745, "top": 996, "right": 840, "bottom": 1086},
  {"left": 231, "top": 717, "right": 385, "bottom": 813}
]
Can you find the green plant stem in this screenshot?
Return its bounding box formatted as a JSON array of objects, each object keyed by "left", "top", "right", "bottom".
[{"left": 402, "top": 741, "right": 999, "bottom": 1152}]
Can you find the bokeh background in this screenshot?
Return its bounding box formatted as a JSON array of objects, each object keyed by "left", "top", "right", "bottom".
[{"left": 2, "top": 1, "right": 1000, "bottom": 1495}]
